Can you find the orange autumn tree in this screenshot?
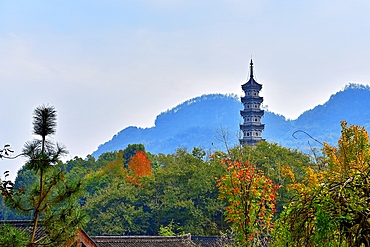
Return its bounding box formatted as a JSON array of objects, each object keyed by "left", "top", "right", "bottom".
[
  {"left": 217, "top": 157, "right": 279, "bottom": 246},
  {"left": 274, "top": 121, "right": 370, "bottom": 247},
  {"left": 127, "top": 150, "right": 152, "bottom": 185}
]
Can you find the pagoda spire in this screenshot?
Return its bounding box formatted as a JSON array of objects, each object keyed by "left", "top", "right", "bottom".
[{"left": 250, "top": 59, "right": 254, "bottom": 78}]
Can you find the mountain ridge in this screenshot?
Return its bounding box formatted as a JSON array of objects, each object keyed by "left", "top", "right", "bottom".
[{"left": 92, "top": 83, "right": 370, "bottom": 157}]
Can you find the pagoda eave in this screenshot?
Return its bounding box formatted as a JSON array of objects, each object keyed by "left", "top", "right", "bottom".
[
  {"left": 240, "top": 123, "right": 265, "bottom": 130},
  {"left": 240, "top": 109, "right": 265, "bottom": 116},
  {"left": 241, "top": 96, "right": 263, "bottom": 103}
]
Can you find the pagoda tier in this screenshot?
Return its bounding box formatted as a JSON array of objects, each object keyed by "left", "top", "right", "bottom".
[
  {"left": 240, "top": 96, "right": 264, "bottom": 103},
  {"left": 240, "top": 108, "right": 265, "bottom": 116},
  {"left": 241, "top": 81, "right": 262, "bottom": 91},
  {"left": 240, "top": 122, "right": 265, "bottom": 130},
  {"left": 239, "top": 59, "right": 265, "bottom": 146}
]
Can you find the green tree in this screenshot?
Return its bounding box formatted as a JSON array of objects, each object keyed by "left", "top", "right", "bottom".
[
  {"left": 159, "top": 220, "right": 176, "bottom": 236},
  {"left": 123, "top": 144, "right": 146, "bottom": 168},
  {"left": 0, "top": 105, "right": 87, "bottom": 246},
  {"left": 148, "top": 148, "right": 225, "bottom": 235},
  {"left": 0, "top": 224, "right": 28, "bottom": 247},
  {"left": 83, "top": 177, "right": 151, "bottom": 235}
]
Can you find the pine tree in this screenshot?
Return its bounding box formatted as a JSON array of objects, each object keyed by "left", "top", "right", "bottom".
[{"left": 1, "top": 105, "right": 87, "bottom": 246}]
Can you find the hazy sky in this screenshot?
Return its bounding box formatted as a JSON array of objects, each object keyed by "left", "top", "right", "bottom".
[{"left": 1, "top": 1, "right": 370, "bottom": 179}]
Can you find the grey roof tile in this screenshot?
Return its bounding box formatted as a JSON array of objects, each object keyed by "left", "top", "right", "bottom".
[{"left": 91, "top": 234, "right": 198, "bottom": 247}]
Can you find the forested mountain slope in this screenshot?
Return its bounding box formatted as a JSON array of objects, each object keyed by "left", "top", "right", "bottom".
[{"left": 92, "top": 84, "right": 370, "bottom": 157}]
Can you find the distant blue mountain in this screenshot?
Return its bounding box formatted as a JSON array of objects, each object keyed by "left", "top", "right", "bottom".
[{"left": 92, "top": 84, "right": 370, "bottom": 157}]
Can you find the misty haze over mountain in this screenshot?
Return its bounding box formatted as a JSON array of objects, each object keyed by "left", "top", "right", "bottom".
[{"left": 92, "top": 84, "right": 370, "bottom": 157}]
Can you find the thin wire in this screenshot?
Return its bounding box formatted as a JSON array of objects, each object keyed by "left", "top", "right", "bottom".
[{"left": 292, "top": 130, "right": 324, "bottom": 146}]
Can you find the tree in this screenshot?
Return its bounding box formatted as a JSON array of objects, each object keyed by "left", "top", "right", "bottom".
[
  {"left": 82, "top": 149, "right": 153, "bottom": 235},
  {"left": 126, "top": 150, "right": 152, "bottom": 185},
  {"left": 211, "top": 143, "right": 313, "bottom": 246},
  {"left": 216, "top": 156, "right": 279, "bottom": 246},
  {"left": 0, "top": 105, "right": 87, "bottom": 246},
  {"left": 273, "top": 121, "right": 370, "bottom": 246},
  {"left": 123, "top": 144, "right": 146, "bottom": 168},
  {"left": 148, "top": 148, "right": 226, "bottom": 235},
  {"left": 83, "top": 147, "right": 225, "bottom": 236},
  {"left": 0, "top": 223, "right": 28, "bottom": 247},
  {"left": 83, "top": 177, "right": 151, "bottom": 235},
  {"left": 228, "top": 141, "right": 314, "bottom": 214}
]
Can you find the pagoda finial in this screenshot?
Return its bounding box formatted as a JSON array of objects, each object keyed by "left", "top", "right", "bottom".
[{"left": 250, "top": 59, "right": 254, "bottom": 78}]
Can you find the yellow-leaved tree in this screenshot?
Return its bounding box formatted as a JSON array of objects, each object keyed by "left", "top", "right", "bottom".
[{"left": 273, "top": 121, "right": 370, "bottom": 247}]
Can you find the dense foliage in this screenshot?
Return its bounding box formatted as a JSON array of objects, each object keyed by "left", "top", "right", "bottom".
[
  {"left": 11, "top": 114, "right": 370, "bottom": 246},
  {"left": 80, "top": 147, "right": 227, "bottom": 236},
  {"left": 217, "top": 158, "right": 279, "bottom": 246},
  {"left": 273, "top": 121, "right": 370, "bottom": 246},
  {"left": 0, "top": 223, "right": 28, "bottom": 246},
  {"left": 3, "top": 139, "right": 316, "bottom": 243}
]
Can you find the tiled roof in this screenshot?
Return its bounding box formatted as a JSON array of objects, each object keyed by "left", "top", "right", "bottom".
[
  {"left": 0, "top": 220, "right": 97, "bottom": 247},
  {"left": 0, "top": 220, "right": 45, "bottom": 240},
  {"left": 2, "top": 221, "right": 229, "bottom": 247},
  {"left": 191, "top": 236, "right": 233, "bottom": 247},
  {"left": 91, "top": 234, "right": 198, "bottom": 247}
]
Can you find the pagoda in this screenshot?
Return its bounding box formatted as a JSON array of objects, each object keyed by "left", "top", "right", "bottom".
[{"left": 239, "top": 59, "right": 265, "bottom": 146}]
